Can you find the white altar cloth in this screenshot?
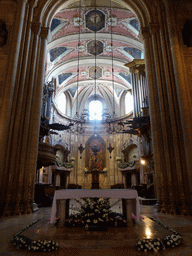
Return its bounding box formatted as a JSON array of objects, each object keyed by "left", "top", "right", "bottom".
[{"left": 50, "top": 189, "right": 140, "bottom": 223}]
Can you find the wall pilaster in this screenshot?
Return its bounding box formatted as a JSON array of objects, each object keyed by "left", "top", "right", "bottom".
[
  {"left": 163, "top": 0, "right": 192, "bottom": 211},
  {"left": 1, "top": 1, "right": 40, "bottom": 216},
  {"left": 23, "top": 26, "right": 49, "bottom": 214},
  {"left": 148, "top": 22, "right": 177, "bottom": 214},
  {"left": 1, "top": 1, "right": 49, "bottom": 216},
  {"left": 140, "top": 26, "right": 163, "bottom": 211},
  {"left": 0, "top": 0, "right": 28, "bottom": 216}
]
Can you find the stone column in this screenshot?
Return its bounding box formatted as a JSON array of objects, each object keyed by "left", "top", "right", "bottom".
[
  {"left": 140, "top": 27, "right": 164, "bottom": 212},
  {"left": 1, "top": 1, "right": 41, "bottom": 216},
  {"left": 163, "top": 0, "right": 192, "bottom": 214},
  {"left": 18, "top": 21, "right": 41, "bottom": 214},
  {"left": 23, "top": 26, "right": 49, "bottom": 214},
  {"left": 141, "top": 13, "right": 191, "bottom": 214},
  {"left": 148, "top": 22, "right": 176, "bottom": 214},
  {"left": 0, "top": 0, "right": 28, "bottom": 216}
]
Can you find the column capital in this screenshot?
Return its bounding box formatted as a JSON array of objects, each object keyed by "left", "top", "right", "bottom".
[
  {"left": 31, "top": 22, "right": 41, "bottom": 35},
  {"left": 140, "top": 27, "right": 150, "bottom": 40},
  {"left": 40, "top": 27, "right": 49, "bottom": 39},
  {"left": 149, "top": 23, "right": 160, "bottom": 35},
  {"left": 28, "top": 0, "right": 38, "bottom": 8}
]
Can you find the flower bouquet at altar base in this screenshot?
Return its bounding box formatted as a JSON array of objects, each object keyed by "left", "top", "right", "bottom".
[{"left": 64, "top": 197, "right": 127, "bottom": 228}]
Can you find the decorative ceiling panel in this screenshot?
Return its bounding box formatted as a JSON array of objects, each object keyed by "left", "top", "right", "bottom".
[
  {"left": 85, "top": 10, "right": 105, "bottom": 31},
  {"left": 46, "top": 4, "right": 144, "bottom": 118}
]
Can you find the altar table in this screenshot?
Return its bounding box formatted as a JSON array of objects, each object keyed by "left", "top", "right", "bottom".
[{"left": 50, "top": 189, "right": 140, "bottom": 225}]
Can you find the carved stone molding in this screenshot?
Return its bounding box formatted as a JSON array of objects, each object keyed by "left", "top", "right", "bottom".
[
  {"left": 40, "top": 27, "right": 49, "bottom": 39},
  {"left": 31, "top": 21, "right": 41, "bottom": 35},
  {"left": 148, "top": 23, "right": 160, "bottom": 35},
  {"left": 125, "top": 59, "right": 145, "bottom": 75},
  {"left": 28, "top": 0, "right": 38, "bottom": 8},
  {"left": 140, "top": 27, "right": 150, "bottom": 40}
]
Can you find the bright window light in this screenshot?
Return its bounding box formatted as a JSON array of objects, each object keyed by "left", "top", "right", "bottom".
[
  {"left": 89, "top": 100, "right": 102, "bottom": 120},
  {"left": 125, "top": 91, "right": 133, "bottom": 114},
  {"left": 57, "top": 93, "right": 66, "bottom": 114}
]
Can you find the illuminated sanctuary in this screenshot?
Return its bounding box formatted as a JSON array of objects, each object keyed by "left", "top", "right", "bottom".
[
  {"left": 37, "top": 2, "right": 151, "bottom": 199},
  {"left": 0, "top": 0, "right": 192, "bottom": 218},
  {"left": 1, "top": 1, "right": 192, "bottom": 255}
]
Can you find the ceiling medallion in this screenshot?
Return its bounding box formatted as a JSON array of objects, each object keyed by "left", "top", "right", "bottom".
[
  {"left": 89, "top": 66, "right": 102, "bottom": 79},
  {"left": 87, "top": 40, "right": 103, "bottom": 55},
  {"left": 85, "top": 10, "right": 105, "bottom": 31}
]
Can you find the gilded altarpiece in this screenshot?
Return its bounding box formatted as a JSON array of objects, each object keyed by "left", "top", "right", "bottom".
[
  {"left": 85, "top": 135, "right": 106, "bottom": 172},
  {"left": 85, "top": 135, "right": 106, "bottom": 189}
]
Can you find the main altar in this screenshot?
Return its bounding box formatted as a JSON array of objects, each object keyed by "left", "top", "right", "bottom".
[{"left": 50, "top": 189, "right": 140, "bottom": 226}]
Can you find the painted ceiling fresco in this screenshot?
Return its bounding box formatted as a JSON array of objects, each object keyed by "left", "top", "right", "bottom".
[
  {"left": 46, "top": 2, "right": 144, "bottom": 117},
  {"left": 87, "top": 40, "right": 104, "bottom": 55},
  {"left": 123, "top": 47, "right": 142, "bottom": 59},
  {"left": 58, "top": 72, "right": 73, "bottom": 84},
  {"left": 50, "top": 47, "right": 68, "bottom": 62},
  {"left": 86, "top": 10, "right": 105, "bottom": 31},
  {"left": 130, "top": 18, "right": 140, "bottom": 30}
]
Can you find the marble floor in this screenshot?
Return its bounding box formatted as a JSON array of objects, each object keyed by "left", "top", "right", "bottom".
[{"left": 1, "top": 202, "right": 192, "bottom": 256}]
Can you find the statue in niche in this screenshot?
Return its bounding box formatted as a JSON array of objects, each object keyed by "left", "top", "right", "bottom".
[
  {"left": 0, "top": 20, "right": 8, "bottom": 47},
  {"left": 182, "top": 19, "right": 192, "bottom": 47}
]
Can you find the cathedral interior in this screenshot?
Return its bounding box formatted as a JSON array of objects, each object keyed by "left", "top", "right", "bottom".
[{"left": 0, "top": 0, "right": 192, "bottom": 254}]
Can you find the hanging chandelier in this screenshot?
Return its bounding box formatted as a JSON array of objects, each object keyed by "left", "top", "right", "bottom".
[{"left": 70, "top": 0, "right": 145, "bottom": 150}]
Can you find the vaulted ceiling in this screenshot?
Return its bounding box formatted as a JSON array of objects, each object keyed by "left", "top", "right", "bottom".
[{"left": 45, "top": 0, "right": 144, "bottom": 118}]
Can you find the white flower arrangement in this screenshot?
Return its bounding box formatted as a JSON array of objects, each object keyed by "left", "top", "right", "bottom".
[
  {"left": 64, "top": 197, "right": 127, "bottom": 229},
  {"left": 28, "top": 240, "right": 59, "bottom": 252},
  {"left": 136, "top": 217, "right": 182, "bottom": 253},
  {"left": 163, "top": 234, "right": 182, "bottom": 248},
  {"left": 136, "top": 238, "right": 165, "bottom": 252},
  {"left": 84, "top": 167, "right": 88, "bottom": 173},
  {"left": 12, "top": 233, "right": 59, "bottom": 252}
]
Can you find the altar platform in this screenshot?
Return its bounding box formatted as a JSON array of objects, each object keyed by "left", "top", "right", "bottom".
[
  {"left": 1, "top": 205, "right": 192, "bottom": 256},
  {"left": 50, "top": 189, "right": 140, "bottom": 225}
]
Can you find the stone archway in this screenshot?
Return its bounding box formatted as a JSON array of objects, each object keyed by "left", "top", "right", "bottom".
[{"left": 1, "top": 0, "right": 192, "bottom": 216}]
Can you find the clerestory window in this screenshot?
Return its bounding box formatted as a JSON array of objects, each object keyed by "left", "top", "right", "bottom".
[
  {"left": 125, "top": 91, "right": 133, "bottom": 114},
  {"left": 89, "top": 100, "right": 103, "bottom": 120},
  {"left": 57, "top": 93, "right": 66, "bottom": 114}
]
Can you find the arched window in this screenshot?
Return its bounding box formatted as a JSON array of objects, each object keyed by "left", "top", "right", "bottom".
[
  {"left": 89, "top": 100, "right": 103, "bottom": 120},
  {"left": 125, "top": 91, "right": 133, "bottom": 114},
  {"left": 57, "top": 93, "right": 66, "bottom": 114}
]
